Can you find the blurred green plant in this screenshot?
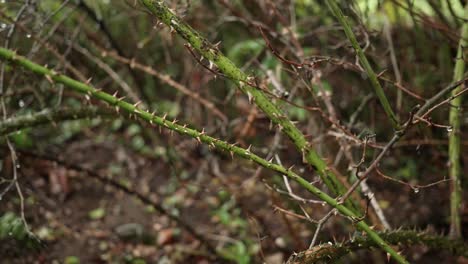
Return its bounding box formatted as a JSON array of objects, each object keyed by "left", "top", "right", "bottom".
[{"left": 0, "top": 212, "right": 40, "bottom": 249}]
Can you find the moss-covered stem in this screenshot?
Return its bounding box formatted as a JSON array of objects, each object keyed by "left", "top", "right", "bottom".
[
  {"left": 287, "top": 230, "right": 468, "bottom": 263},
  {"left": 448, "top": 3, "right": 468, "bottom": 239},
  {"left": 0, "top": 107, "right": 112, "bottom": 136},
  {"left": 325, "top": 0, "right": 399, "bottom": 129},
  {"left": 138, "top": 0, "right": 360, "bottom": 213},
  {"left": 0, "top": 47, "right": 408, "bottom": 264}
]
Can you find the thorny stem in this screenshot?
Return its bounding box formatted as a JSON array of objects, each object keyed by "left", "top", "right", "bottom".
[
  {"left": 287, "top": 230, "right": 468, "bottom": 263},
  {"left": 0, "top": 47, "right": 408, "bottom": 264},
  {"left": 448, "top": 3, "right": 468, "bottom": 239},
  {"left": 138, "top": 0, "right": 361, "bottom": 214},
  {"left": 325, "top": 0, "right": 400, "bottom": 129}
]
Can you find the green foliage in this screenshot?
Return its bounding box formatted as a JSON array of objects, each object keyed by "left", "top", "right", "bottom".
[
  {"left": 396, "top": 159, "right": 418, "bottom": 180},
  {"left": 228, "top": 39, "right": 263, "bottom": 66},
  {"left": 10, "top": 129, "right": 33, "bottom": 148},
  {"left": 0, "top": 212, "right": 39, "bottom": 248},
  {"left": 88, "top": 207, "right": 106, "bottom": 220},
  {"left": 214, "top": 198, "right": 247, "bottom": 230},
  {"left": 221, "top": 241, "right": 251, "bottom": 264}
]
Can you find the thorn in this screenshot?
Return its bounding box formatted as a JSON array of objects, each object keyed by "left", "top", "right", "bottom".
[
  {"left": 118, "top": 96, "right": 126, "bottom": 101},
  {"left": 112, "top": 91, "right": 118, "bottom": 97},
  {"left": 247, "top": 92, "right": 253, "bottom": 103},
  {"left": 288, "top": 165, "right": 295, "bottom": 171},
  {"left": 230, "top": 151, "right": 234, "bottom": 159},
  {"left": 268, "top": 157, "right": 274, "bottom": 163},
  {"left": 209, "top": 60, "right": 214, "bottom": 70},
  {"left": 213, "top": 41, "right": 222, "bottom": 49},
  {"left": 45, "top": 75, "right": 53, "bottom": 84},
  {"left": 133, "top": 101, "right": 142, "bottom": 107},
  {"left": 246, "top": 145, "right": 252, "bottom": 152},
  {"left": 85, "top": 77, "right": 93, "bottom": 84},
  {"left": 200, "top": 128, "right": 206, "bottom": 135},
  {"left": 172, "top": 119, "right": 178, "bottom": 124}
]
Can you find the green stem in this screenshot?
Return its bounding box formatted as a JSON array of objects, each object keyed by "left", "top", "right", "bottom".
[
  {"left": 0, "top": 47, "right": 408, "bottom": 264},
  {"left": 325, "top": 0, "right": 400, "bottom": 129},
  {"left": 0, "top": 107, "right": 111, "bottom": 136},
  {"left": 448, "top": 3, "right": 468, "bottom": 239},
  {"left": 287, "top": 230, "right": 468, "bottom": 263},
  {"left": 138, "top": 0, "right": 360, "bottom": 213}
]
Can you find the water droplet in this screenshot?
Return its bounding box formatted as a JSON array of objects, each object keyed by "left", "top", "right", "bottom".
[
  {"left": 321, "top": 202, "right": 326, "bottom": 207},
  {"left": 16, "top": 164, "right": 20, "bottom": 169},
  {"left": 446, "top": 126, "right": 453, "bottom": 133},
  {"left": 8, "top": 232, "right": 12, "bottom": 236},
  {"left": 413, "top": 188, "right": 420, "bottom": 193},
  {"left": 1, "top": 23, "right": 7, "bottom": 29},
  {"left": 18, "top": 100, "right": 24, "bottom": 107},
  {"left": 26, "top": 34, "right": 31, "bottom": 38}
]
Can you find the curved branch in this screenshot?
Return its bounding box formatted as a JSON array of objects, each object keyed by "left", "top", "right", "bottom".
[{"left": 287, "top": 230, "right": 468, "bottom": 263}]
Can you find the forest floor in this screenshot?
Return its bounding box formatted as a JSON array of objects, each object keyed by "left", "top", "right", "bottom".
[{"left": 1, "top": 136, "right": 466, "bottom": 264}]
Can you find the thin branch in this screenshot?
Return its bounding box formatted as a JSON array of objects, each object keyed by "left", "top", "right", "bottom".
[{"left": 325, "top": 0, "right": 400, "bottom": 129}]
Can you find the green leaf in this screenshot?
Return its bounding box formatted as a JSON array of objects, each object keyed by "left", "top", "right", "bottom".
[
  {"left": 10, "top": 129, "right": 33, "bottom": 148},
  {"left": 221, "top": 241, "right": 251, "bottom": 264},
  {"left": 64, "top": 256, "right": 80, "bottom": 264},
  {"left": 88, "top": 208, "right": 106, "bottom": 220},
  {"left": 228, "top": 39, "right": 263, "bottom": 66}
]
